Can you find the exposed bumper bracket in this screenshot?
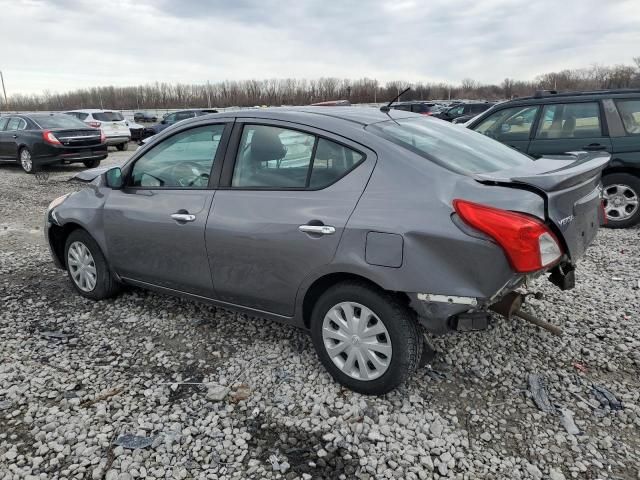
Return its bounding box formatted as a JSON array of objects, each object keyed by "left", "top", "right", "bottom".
[{"left": 417, "top": 293, "right": 478, "bottom": 307}]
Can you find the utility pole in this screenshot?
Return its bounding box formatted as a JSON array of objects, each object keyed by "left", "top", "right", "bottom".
[
  {"left": 0, "top": 71, "right": 7, "bottom": 109},
  {"left": 206, "top": 81, "right": 212, "bottom": 108}
]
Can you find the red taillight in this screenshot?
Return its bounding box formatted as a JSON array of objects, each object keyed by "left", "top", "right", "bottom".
[
  {"left": 453, "top": 199, "right": 563, "bottom": 273},
  {"left": 42, "top": 130, "right": 61, "bottom": 146},
  {"left": 88, "top": 121, "right": 101, "bottom": 128}
]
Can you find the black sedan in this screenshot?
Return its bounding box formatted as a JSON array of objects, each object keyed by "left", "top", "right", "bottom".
[
  {"left": 133, "top": 111, "right": 158, "bottom": 123},
  {"left": 0, "top": 113, "right": 108, "bottom": 174}
]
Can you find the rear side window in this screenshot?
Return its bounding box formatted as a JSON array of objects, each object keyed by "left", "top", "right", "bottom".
[
  {"left": 16, "top": 119, "right": 27, "bottom": 130},
  {"left": 615, "top": 100, "right": 640, "bottom": 135},
  {"left": 537, "top": 102, "right": 601, "bottom": 139},
  {"left": 6, "top": 118, "right": 21, "bottom": 130},
  {"left": 0, "top": 117, "right": 8, "bottom": 131},
  {"left": 93, "top": 112, "right": 124, "bottom": 122},
  {"left": 232, "top": 125, "right": 364, "bottom": 189},
  {"left": 176, "top": 112, "right": 195, "bottom": 121},
  {"left": 474, "top": 105, "right": 540, "bottom": 141},
  {"left": 369, "top": 117, "right": 531, "bottom": 175}
]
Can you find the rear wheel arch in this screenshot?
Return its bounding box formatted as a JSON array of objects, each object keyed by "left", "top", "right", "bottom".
[{"left": 300, "top": 272, "right": 411, "bottom": 329}]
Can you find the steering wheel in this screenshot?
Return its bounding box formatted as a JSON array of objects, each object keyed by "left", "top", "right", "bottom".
[{"left": 170, "top": 161, "right": 210, "bottom": 187}]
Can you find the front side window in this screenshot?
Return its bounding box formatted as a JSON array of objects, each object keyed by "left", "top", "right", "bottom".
[
  {"left": 616, "top": 99, "right": 640, "bottom": 135},
  {"left": 474, "top": 105, "right": 540, "bottom": 141},
  {"left": 0, "top": 117, "right": 8, "bottom": 131},
  {"left": 369, "top": 117, "right": 532, "bottom": 175},
  {"left": 130, "top": 124, "right": 225, "bottom": 188},
  {"left": 176, "top": 112, "right": 195, "bottom": 121},
  {"left": 537, "top": 102, "right": 601, "bottom": 139},
  {"left": 231, "top": 125, "right": 364, "bottom": 189},
  {"left": 447, "top": 106, "right": 465, "bottom": 116},
  {"left": 164, "top": 113, "right": 177, "bottom": 123}
]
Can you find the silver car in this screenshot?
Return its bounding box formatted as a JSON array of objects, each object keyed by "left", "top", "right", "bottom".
[{"left": 45, "top": 107, "right": 608, "bottom": 394}]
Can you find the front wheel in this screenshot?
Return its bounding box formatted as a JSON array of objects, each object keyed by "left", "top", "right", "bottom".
[
  {"left": 602, "top": 173, "right": 640, "bottom": 228},
  {"left": 64, "top": 229, "right": 120, "bottom": 300},
  {"left": 83, "top": 159, "right": 101, "bottom": 168},
  {"left": 116, "top": 142, "right": 129, "bottom": 151},
  {"left": 310, "top": 281, "right": 422, "bottom": 395},
  {"left": 18, "top": 147, "right": 38, "bottom": 174}
]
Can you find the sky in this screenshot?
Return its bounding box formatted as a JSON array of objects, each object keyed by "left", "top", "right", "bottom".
[{"left": 0, "top": 0, "right": 639, "bottom": 96}]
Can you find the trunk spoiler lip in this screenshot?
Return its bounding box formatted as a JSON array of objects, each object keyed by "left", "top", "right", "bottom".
[{"left": 473, "top": 151, "right": 610, "bottom": 192}]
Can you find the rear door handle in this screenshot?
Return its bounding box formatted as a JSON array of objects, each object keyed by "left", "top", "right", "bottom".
[
  {"left": 171, "top": 213, "right": 196, "bottom": 222},
  {"left": 12, "top": 135, "right": 17, "bottom": 138},
  {"left": 583, "top": 143, "right": 607, "bottom": 151},
  {"left": 299, "top": 225, "right": 336, "bottom": 235}
]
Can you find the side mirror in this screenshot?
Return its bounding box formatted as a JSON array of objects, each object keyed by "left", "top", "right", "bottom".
[
  {"left": 160, "top": 119, "right": 167, "bottom": 124},
  {"left": 105, "top": 167, "right": 123, "bottom": 189}
]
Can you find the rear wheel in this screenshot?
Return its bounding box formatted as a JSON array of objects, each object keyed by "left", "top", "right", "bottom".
[
  {"left": 64, "top": 229, "right": 120, "bottom": 300},
  {"left": 310, "top": 281, "right": 422, "bottom": 395},
  {"left": 83, "top": 159, "right": 101, "bottom": 168},
  {"left": 602, "top": 173, "right": 640, "bottom": 228},
  {"left": 18, "top": 147, "right": 38, "bottom": 174},
  {"left": 116, "top": 142, "right": 129, "bottom": 151}
]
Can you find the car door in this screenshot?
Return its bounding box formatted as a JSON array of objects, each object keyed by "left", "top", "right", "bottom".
[
  {"left": 205, "top": 120, "right": 376, "bottom": 316},
  {"left": 527, "top": 101, "right": 612, "bottom": 158},
  {"left": 0, "top": 117, "right": 11, "bottom": 158},
  {"left": 472, "top": 105, "right": 540, "bottom": 153},
  {"left": 0, "top": 117, "right": 22, "bottom": 159},
  {"left": 103, "top": 122, "right": 230, "bottom": 297}
]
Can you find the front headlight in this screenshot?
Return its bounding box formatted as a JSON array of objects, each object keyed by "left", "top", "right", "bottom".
[{"left": 47, "top": 193, "right": 71, "bottom": 224}]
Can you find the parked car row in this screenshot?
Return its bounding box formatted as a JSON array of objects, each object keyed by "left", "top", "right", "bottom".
[{"left": 45, "top": 105, "right": 608, "bottom": 394}]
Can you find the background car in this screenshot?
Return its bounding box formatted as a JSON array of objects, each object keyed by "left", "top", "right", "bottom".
[
  {"left": 46, "top": 107, "right": 605, "bottom": 394},
  {"left": 0, "top": 113, "right": 106, "bottom": 173},
  {"left": 147, "top": 109, "right": 219, "bottom": 135},
  {"left": 124, "top": 119, "right": 145, "bottom": 141},
  {"left": 466, "top": 89, "right": 640, "bottom": 228},
  {"left": 434, "top": 102, "right": 494, "bottom": 122},
  {"left": 65, "top": 109, "right": 131, "bottom": 151},
  {"left": 133, "top": 111, "right": 158, "bottom": 123},
  {"left": 389, "top": 101, "right": 444, "bottom": 116}
]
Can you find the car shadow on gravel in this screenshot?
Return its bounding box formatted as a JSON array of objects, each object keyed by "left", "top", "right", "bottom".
[{"left": 245, "top": 414, "right": 358, "bottom": 478}]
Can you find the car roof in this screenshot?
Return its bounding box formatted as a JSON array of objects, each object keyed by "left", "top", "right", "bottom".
[
  {"left": 502, "top": 88, "right": 640, "bottom": 106},
  {"left": 66, "top": 109, "right": 117, "bottom": 113}
]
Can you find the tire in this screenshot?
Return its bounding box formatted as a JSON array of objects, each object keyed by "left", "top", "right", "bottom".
[
  {"left": 310, "top": 281, "right": 422, "bottom": 395},
  {"left": 602, "top": 173, "right": 640, "bottom": 228},
  {"left": 18, "top": 147, "right": 38, "bottom": 174},
  {"left": 116, "top": 142, "right": 129, "bottom": 151},
  {"left": 83, "top": 159, "right": 101, "bottom": 168},
  {"left": 64, "top": 229, "right": 120, "bottom": 300}
]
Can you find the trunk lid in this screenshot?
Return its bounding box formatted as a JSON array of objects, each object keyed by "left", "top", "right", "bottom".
[
  {"left": 473, "top": 152, "right": 610, "bottom": 262},
  {"left": 52, "top": 129, "right": 102, "bottom": 147}
]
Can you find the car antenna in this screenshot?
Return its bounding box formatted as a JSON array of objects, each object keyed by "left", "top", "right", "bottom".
[{"left": 380, "top": 87, "right": 410, "bottom": 113}]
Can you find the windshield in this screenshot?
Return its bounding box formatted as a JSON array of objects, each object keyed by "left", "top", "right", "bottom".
[
  {"left": 32, "top": 115, "right": 90, "bottom": 129},
  {"left": 368, "top": 117, "right": 532, "bottom": 175},
  {"left": 93, "top": 111, "right": 124, "bottom": 121}
]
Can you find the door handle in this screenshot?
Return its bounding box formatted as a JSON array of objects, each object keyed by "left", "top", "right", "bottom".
[
  {"left": 299, "top": 225, "right": 336, "bottom": 235},
  {"left": 12, "top": 135, "right": 17, "bottom": 138},
  {"left": 583, "top": 143, "right": 606, "bottom": 151},
  {"left": 171, "top": 213, "right": 196, "bottom": 222}
]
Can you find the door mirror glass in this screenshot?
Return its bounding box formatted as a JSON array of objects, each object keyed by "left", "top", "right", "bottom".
[{"left": 105, "top": 167, "right": 123, "bottom": 189}]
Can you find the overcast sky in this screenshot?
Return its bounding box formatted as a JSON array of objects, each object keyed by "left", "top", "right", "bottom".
[{"left": 1, "top": 0, "right": 639, "bottom": 95}]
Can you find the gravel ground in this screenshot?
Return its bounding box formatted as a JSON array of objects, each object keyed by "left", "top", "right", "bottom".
[{"left": 1, "top": 147, "right": 639, "bottom": 480}]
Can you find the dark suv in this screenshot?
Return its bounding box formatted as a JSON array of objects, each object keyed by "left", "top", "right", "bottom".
[{"left": 467, "top": 89, "right": 640, "bottom": 228}]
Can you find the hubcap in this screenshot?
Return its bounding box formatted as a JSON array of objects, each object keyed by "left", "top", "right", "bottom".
[
  {"left": 603, "top": 184, "right": 639, "bottom": 221},
  {"left": 322, "top": 302, "right": 392, "bottom": 381},
  {"left": 20, "top": 150, "right": 32, "bottom": 172},
  {"left": 67, "top": 241, "right": 97, "bottom": 292}
]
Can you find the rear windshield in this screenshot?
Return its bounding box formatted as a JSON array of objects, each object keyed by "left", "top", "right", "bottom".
[
  {"left": 93, "top": 111, "right": 124, "bottom": 121},
  {"left": 368, "top": 117, "right": 532, "bottom": 175},
  {"left": 32, "top": 115, "right": 90, "bottom": 129}
]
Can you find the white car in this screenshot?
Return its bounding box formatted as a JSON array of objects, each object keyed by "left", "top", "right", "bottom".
[{"left": 65, "top": 109, "right": 131, "bottom": 151}]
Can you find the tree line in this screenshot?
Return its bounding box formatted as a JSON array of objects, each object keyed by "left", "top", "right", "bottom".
[{"left": 5, "top": 58, "right": 640, "bottom": 111}]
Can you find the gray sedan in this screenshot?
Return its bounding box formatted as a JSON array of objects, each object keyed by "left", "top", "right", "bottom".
[{"left": 45, "top": 107, "right": 608, "bottom": 394}]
